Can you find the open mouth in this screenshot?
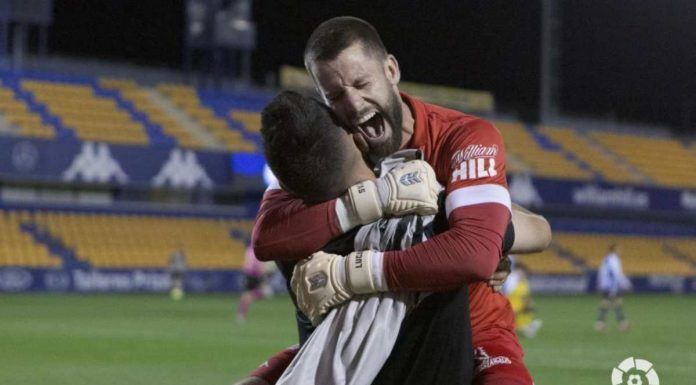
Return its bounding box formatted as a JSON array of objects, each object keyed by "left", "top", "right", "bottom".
[{"left": 356, "top": 111, "right": 385, "bottom": 140}]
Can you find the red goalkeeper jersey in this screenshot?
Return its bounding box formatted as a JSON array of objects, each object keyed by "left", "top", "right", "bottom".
[{"left": 252, "top": 93, "right": 515, "bottom": 336}]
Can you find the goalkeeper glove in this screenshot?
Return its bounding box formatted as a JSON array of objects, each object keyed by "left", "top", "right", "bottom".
[
  {"left": 291, "top": 250, "right": 386, "bottom": 326},
  {"left": 337, "top": 159, "right": 440, "bottom": 231}
]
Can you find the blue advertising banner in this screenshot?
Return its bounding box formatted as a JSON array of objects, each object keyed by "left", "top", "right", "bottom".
[
  {"left": 0, "top": 267, "right": 245, "bottom": 293},
  {"left": 0, "top": 136, "right": 266, "bottom": 190},
  {"left": 1, "top": 266, "right": 691, "bottom": 294},
  {"left": 529, "top": 273, "right": 695, "bottom": 295},
  {"left": 509, "top": 174, "right": 696, "bottom": 214}
]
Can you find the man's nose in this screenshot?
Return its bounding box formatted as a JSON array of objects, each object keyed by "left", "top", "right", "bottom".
[{"left": 342, "top": 89, "right": 364, "bottom": 121}]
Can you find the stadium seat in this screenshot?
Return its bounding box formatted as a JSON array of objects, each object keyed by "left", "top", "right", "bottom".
[
  {"left": 99, "top": 78, "right": 208, "bottom": 149},
  {"left": 229, "top": 109, "right": 261, "bottom": 134},
  {"left": 32, "top": 210, "right": 251, "bottom": 269},
  {"left": 157, "top": 83, "right": 258, "bottom": 152},
  {"left": 22, "top": 79, "right": 149, "bottom": 146},
  {"left": 0, "top": 210, "right": 61, "bottom": 267},
  {"left": 515, "top": 248, "right": 583, "bottom": 275},
  {"left": 553, "top": 233, "right": 694, "bottom": 276},
  {"left": 0, "top": 85, "right": 56, "bottom": 139},
  {"left": 492, "top": 120, "right": 592, "bottom": 180},
  {"left": 538, "top": 126, "right": 643, "bottom": 184},
  {"left": 590, "top": 132, "right": 696, "bottom": 188},
  {"left": 665, "top": 238, "right": 696, "bottom": 265}
]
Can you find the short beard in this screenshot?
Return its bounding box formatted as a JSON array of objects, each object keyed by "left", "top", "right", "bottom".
[{"left": 368, "top": 89, "right": 403, "bottom": 162}]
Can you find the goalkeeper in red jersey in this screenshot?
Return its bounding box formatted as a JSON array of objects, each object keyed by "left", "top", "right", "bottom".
[{"left": 240, "top": 17, "right": 552, "bottom": 385}]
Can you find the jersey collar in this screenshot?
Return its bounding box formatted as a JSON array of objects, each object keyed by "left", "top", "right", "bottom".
[{"left": 400, "top": 92, "right": 428, "bottom": 151}]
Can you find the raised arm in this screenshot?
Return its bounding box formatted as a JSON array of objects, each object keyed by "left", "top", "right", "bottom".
[
  {"left": 252, "top": 161, "right": 440, "bottom": 261},
  {"left": 292, "top": 119, "right": 515, "bottom": 322},
  {"left": 378, "top": 120, "right": 510, "bottom": 290},
  {"left": 252, "top": 187, "right": 342, "bottom": 261}
]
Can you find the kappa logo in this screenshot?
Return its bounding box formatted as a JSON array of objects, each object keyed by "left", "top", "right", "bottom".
[
  {"left": 62, "top": 142, "right": 129, "bottom": 184},
  {"left": 473, "top": 347, "right": 512, "bottom": 374},
  {"left": 152, "top": 149, "right": 213, "bottom": 189},
  {"left": 612, "top": 357, "right": 659, "bottom": 385},
  {"left": 399, "top": 171, "right": 422, "bottom": 186}
]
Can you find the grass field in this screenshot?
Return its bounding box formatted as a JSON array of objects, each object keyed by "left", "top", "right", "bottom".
[{"left": 2, "top": 293, "right": 695, "bottom": 384}]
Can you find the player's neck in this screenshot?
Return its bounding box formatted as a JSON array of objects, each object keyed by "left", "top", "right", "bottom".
[{"left": 399, "top": 98, "right": 414, "bottom": 149}]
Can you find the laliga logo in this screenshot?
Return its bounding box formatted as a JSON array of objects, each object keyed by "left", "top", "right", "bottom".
[{"left": 612, "top": 357, "right": 659, "bottom": 385}]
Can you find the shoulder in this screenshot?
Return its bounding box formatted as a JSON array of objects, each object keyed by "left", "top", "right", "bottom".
[
  {"left": 422, "top": 101, "right": 491, "bottom": 134},
  {"left": 425, "top": 110, "right": 501, "bottom": 151}
]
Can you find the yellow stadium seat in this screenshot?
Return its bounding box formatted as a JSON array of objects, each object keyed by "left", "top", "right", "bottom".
[
  {"left": 30, "top": 210, "right": 252, "bottom": 269},
  {"left": 554, "top": 233, "right": 694, "bottom": 276},
  {"left": 491, "top": 120, "right": 592, "bottom": 180},
  {"left": 591, "top": 132, "right": 696, "bottom": 189},
  {"left": 21, "top": 79, "right": 149, "bottom": 147}
]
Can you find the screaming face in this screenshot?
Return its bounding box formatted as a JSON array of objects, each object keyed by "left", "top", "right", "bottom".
[{"left": 310, "top": 43, "right": 404, "bottom": 162}]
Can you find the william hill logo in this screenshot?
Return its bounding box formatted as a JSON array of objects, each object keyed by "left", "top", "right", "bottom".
[
  {"left": 450, "top": 144, "right": 499, "bottom": 182},
  {"left": 152, "top": 149, "right": 213, "bottom": 189}
]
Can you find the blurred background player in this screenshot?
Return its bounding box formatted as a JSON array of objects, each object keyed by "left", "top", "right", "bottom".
[
  {"left": 503, "top": 259, "right": 543, "bottom": 338},
  {"left": 237, "top": 243, "right": 276, "bottom": 323},
  {"left": 168, "top": 248, "right": 187, "bottom": 300},
  {"left": 595, "top": 243, "right": 632, "bottom": 332}
]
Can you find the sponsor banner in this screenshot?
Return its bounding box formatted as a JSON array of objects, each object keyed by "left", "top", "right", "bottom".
[
  {"left": 509, "top": 174, "right": 696, "bottom": 213},
  {"left": 0, "top": 136, "right": 264, "bottom": 190},
  {"left": 529, "top": 274, "right": 590, "bottom": 294},
  {"left": 3, "top": 266, "right": 690, "bottom": 294},
  {"left": 528, "top": 274, "right": 694, "bottom": 294},
  {"left": 0, "top": 267, "right": 245, "bottom": 293}
]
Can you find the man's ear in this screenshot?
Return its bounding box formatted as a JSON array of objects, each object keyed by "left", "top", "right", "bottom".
[{"left": 384, "top": 54, "right": 401, "bottom": 86}]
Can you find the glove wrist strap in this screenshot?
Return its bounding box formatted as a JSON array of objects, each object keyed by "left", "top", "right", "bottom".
[
  {"left": 347, "top": 251, "right": 386, "bottom": 294},
  {"left": 345, "top": 181, "right": 383, "bottom": 225}
]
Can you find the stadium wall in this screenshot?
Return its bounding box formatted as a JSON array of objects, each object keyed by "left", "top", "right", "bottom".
[
  {"left": 0, "top": 267, "right": 694, "bottom": 294},
  {"left": 0, "top": 136, "right": 266, "bottom": 193},
  {"left": 530, "top": 274, "right": 695, "bottom": 295},
  {"left": 0, "top": 267, "right": 244, "bottom": 293}
]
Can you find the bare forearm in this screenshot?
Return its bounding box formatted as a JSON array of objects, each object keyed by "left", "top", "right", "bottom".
[{"left": 510, "top": 204, "right": 552, "bottom": 253}]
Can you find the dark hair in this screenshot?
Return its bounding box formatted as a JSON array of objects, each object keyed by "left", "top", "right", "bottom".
[
  {"left": 261, "top": 90, "right": 352, "bottom": 202},
  {"left": 304, "top": 16, "right": 387, "bottom": 69}
]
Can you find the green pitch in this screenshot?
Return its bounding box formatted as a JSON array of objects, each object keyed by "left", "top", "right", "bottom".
[{"left": 1, "top": 293, "right": 695, "bottom": 384}]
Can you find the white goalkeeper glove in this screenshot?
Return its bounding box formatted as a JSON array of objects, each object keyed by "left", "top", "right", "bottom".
[
  {"left": 336, "top": 159, "right": 440, "bottom": 232},
  {"left": 291, "top": 250, "right": 386, "bottom": 326}
]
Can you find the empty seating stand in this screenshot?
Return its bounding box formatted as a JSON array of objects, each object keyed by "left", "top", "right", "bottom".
[
  {"left": 0, "top": 210, "right": 61, "bottom": 267},
  {"left": 32, "top": 210, "right": 251, "bottom": 269},
  {"left": 553, "top": 233, "right": 694, "bottom": 276},
  {"left": 22, "top": 79, "right": 149, "bottom": 146},
  {"left": 0, "top": 208, "right": 253, "bottom": 270}
]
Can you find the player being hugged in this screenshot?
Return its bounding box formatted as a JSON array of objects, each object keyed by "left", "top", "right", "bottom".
[{"left": 244, "top": 17, "right": 551, "bottom": 385}]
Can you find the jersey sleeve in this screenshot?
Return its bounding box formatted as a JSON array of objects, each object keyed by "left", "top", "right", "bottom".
[
  {"left": 382, "top": 119, "right": 511, "bottom": 290},
  {"left": 251, "top": 187, "right": 343, "bottom": 261},
  {"left": 248, "top": 345, "right": 300, "bottom": 384}
]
